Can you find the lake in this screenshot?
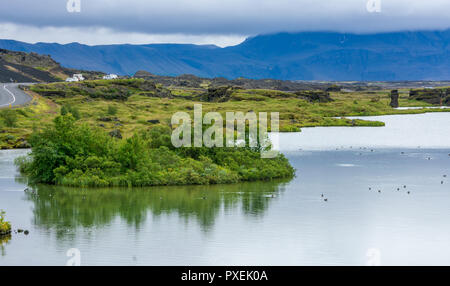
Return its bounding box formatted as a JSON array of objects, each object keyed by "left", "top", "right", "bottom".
[{"left": 0, "top": 112, "right": 449, "bottom": 265}]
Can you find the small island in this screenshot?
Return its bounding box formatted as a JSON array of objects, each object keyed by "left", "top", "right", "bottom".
[{"left": 15, "top": 114, "right": 295, "bottom": 187}]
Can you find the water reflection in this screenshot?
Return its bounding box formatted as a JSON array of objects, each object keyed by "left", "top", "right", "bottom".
[
  {"left": 0, "top": 234, "right": 11, "bottom": 257},
  {"left": 25, "top": 180, "right": 289, "bottom": 236}
]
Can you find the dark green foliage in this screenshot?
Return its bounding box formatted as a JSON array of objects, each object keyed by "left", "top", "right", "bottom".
[
  {"left": 107, "top": 105, "right": 118, "bottom": 116},
  {"left": 60, "top": 104, "right": 80, "bottom": 119},
  {"left": 0, "top": 109, "right": 18, "bottom": 127},
  {"left": 0, "top": 209, "right": 11, "bottom": 234},
  {"left": 15, "top": 115, "right": 294, "bottom": 187}
]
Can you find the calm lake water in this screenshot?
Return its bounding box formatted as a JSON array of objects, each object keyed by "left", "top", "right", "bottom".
[{"left": 0, "top": 112, "right": 449, "bottom": 265}]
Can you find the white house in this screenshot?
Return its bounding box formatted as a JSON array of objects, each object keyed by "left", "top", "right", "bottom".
[
  {"left": 65, "top": 77, "right": 79, "bottom": 82},
  {"left": 73, "top": 74, "right": 85, "bottom": 81},
  {"left": 65, "top": 74, "right": 85, "bottom": 82},
  {"left": 103, "top": 74, "right": 119, "bottom": 80}
]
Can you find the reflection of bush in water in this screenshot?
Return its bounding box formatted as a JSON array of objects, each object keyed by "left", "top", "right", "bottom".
[
  {"left": 26, "top": 180, "right": 288, "bottom": 234},
  {"left": 0, "top": 234, "right": 11, "bottom": 256}
]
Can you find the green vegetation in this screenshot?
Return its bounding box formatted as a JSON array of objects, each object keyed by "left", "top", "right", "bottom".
[
  {"left": 60, "top": 104, "right": 80, "bottom": 119},
  {"left": 107, "top": 105, "right": 118, "bottom": 116},
  {"left": 0, "top": 210, "right": 11, "bottom": 235},
  {"left": 15, "top": 114, "right": 294, "bottom": 187},
  {"left": 0, "top": 109, "right": 18, "bottom": 127},
  {"left": 1, "top": 79, "right": 450, "bottom": 151}
]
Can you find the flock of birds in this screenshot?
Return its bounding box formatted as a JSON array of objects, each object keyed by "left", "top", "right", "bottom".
[
  {"left": 321, "top": 173, "right": 447, "bottom": 202},
  {"left": 319, "top": 147, "right": 448, "bottom": 202}
]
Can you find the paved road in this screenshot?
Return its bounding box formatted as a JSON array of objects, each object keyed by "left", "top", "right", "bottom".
[{"left": 0, "top": 83, "right": 33, "bottom": 108}]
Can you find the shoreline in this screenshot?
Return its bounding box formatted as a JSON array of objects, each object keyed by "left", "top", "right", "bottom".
[{"left": 1, "top": 108, "right": 449, "bottom": 151}]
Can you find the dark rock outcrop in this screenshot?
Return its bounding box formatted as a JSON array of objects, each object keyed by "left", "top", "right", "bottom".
[
  {"left": 202, "top": 86, "right": 236, "bottom": 102},
  {"left": 409, "top": 88, "right": 450, "bottom": 106},
  {"left": 326, "top": 85, "right": 342, "bottom": 92},
  {"left": 390, "top": 90, "right": 399, "bottom": 108},
  {"left": 294, "top": 90, "right": 333, "bottom": 102},
  {"left": 98, "top": 117, "right": 119, "bottom": 122}
]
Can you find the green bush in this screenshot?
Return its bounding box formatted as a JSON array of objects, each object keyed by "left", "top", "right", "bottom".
[
  {"left": 15, "top": 114, "right": 294, "bottom": 187},
  {"left": 0, "top": 110, "right": 18, "bottom": 127},
  {"left": 0, "top": 210, "right": 11, "bottom": 234},
  {"left": 107, "top": 105, "right": 118, "bottom": 116},
  {"left": 60, "top": 105, "right": 81, "bottom": 120}
]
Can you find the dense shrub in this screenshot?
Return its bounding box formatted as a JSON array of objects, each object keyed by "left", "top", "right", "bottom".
[
  {"left": 0, "top": 110, "right": 18, "bottom": 127},
  {"left": 60, "top": 105, "right": 81, "bottom": 120},
  {"left": 107, "top": 105, "right": 118, "bottom": 116},
  {"left": 0, "top": 210, "right": 11, "bottom": 234},
  {"left": 16, "top": 115, "right": 294, "bottom": 187}
]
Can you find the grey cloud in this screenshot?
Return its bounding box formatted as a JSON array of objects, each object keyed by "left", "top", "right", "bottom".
[{"left": 1, "top": 0, "right": 450, "bottom": 35}]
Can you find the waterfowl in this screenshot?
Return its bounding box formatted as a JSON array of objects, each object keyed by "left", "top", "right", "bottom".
[{"left": 324, "top": 198, "right": 328, "bottom": 202}]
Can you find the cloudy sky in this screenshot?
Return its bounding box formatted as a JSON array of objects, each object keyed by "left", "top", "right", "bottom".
[{"left": 0, "top": 0, "right": 450, "bottom": 47}]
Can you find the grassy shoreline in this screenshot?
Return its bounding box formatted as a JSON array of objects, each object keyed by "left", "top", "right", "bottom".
[{"left": 0, "top": 79, "right": 449, "bottom": 150}]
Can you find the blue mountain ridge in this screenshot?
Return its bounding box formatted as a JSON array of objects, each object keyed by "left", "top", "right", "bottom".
[{"left": 1, "top": 30, "right": 450, "bottom": 81}]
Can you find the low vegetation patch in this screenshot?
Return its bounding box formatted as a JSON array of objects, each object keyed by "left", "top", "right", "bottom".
[{"left": 0, "top": 210, "right": 11, "bottom": 236}]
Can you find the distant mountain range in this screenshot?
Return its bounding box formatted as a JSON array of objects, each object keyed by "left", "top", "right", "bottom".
[{"left": 1, "top": 30, "right": 450, "bottom": 81}]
